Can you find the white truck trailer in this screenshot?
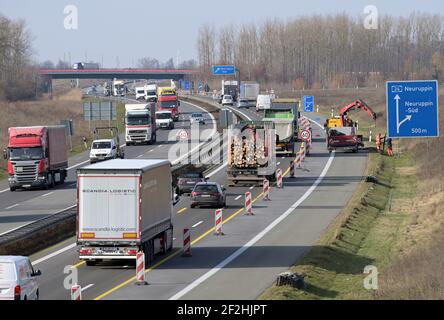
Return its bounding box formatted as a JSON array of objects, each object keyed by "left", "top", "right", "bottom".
[{"left": 76, "top": 159, "right": 174, "bottom": 266}]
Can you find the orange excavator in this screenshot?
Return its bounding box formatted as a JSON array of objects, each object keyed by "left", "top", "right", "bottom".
[{"left": 326, "top": 99, "right": 377, "bottom": 152}]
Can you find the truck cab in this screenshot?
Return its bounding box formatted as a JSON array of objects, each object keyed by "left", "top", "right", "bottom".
[
  {"left": 125, "top": 104, "right": 157, "bottom": 145},
  {"left": 157, "top": 96, "right": 180, "bottom": 122}
]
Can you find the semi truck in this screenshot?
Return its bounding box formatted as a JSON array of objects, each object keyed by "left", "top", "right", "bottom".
[
  {"left": 221, "top": 80, "right": 238, "bottom": 102},
  {"left": 239, "top": 82, "right": 260, "bottom": 102},
  {"left": 227, "top": 121, "right": 276, "bottom": 186},
  {"left": 262, "top": 98, "right": 300, "bottom": 156},
  {"left": 125, "top": 103, "right": 157, "bottom": 145},
  {"left": 76, "top": 159, "right": 174, "bottom": 266},
  {"left": 4, "top": 126, "right": 68, "bottom": 191},
  {"left": 72, "top": 62, "right": 100, "bottom": 69},
  {"left": 112, "top": 79, "right": 126, "bottom": 96},
  {"left": 146, "top": 84, "right": 157, "bottom": 102}
]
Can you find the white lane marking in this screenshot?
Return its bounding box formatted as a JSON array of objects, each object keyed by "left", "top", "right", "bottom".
[
  {"left": 205, "top": 162, "right": 227, "bottom": 179},
  {"left": 277, "top": 162, "right": 281, "bottom": 166},
  {"left": 170, "top": 151, "right": 335, "bottom": 300},
  {"left": 234, "top": 195, "right": 242, "bottom": 201},
  {"left": 158, "top": 145, "right": 163, "bottom": 148},
  {"left": 136, "top": 154, "right": 144, "bottom": 158},
  {"left": 192, "top": 221, "right": 203, "bottom": 228},
  {"left": 0, "top": 188, "right": 9, "bottom": 194},
  {"left": 81, "top": 284, "right": 95, "bottom": 292},
  {"left": 149, "top": 149, "right": 154, "bottom": 152},
  {"left": 41, "top": 192, "right": 54, "bottom": 197},
  {"left": 32, "top": 242, "right": 77, "bottom": 265},
  {"left": 67, "top": 159, "right": 90, "bottom": 171},
  {"left": 69, "top": 183, "right": 76, "bottom": 187},
  {"left": 5, "top": 203, "right": 19, "bottom": 210},
  {"left": 249, "top": 186, "right": 254, "bottom": 190}
]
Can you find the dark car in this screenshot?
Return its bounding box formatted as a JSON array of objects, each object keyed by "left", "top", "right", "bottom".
[
  {"left": 237, "top": 98, "right": 254, "bottom": 109},
  {"left": 190, "top": 182, "right": 226, "bottom": 208},
  {"left": 177, "top": 172, "right": 205, "bottom": 195}
]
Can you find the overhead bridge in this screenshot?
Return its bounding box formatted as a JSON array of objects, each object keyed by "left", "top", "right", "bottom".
[{"left": 39, "top": 68, "right": 197, "bottom": 80}]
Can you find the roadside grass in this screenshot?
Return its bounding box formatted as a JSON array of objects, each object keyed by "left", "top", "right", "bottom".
[{"left": 260, "top": 152, "right": 416, "bottom": 300}]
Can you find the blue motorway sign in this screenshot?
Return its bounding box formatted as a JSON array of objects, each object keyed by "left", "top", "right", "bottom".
[
  {"left": 184, "top": 81, "right": 191, "bottom": 90},
  {"left": 303, "top": 95, "right": 314, "bottom": 112},
  {"left": 212, "top": 65, "right": 236, "bottom": 75},
  {"left": 386, "top": 80, "right": 439, "bottom": 138}
]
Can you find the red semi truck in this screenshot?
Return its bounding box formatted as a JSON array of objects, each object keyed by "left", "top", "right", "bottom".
[
  {"left": 157, "top": 96, "right": 180, "bottom": 122},
  {"left": 4, "top": 126, "right": 68, "bottom": 191}
]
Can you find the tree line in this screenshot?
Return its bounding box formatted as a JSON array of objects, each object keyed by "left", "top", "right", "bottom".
[
  {"left": 0, "top": 14, "right": 37, "bottom": 100},
  {"left": 196, "top": 13, "right": 444, "bottom": 88}
]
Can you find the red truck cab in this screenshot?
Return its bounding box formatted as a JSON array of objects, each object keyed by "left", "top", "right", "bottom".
[
  {"left": 157, "top": 96, "right": 180, "bottom": 122},
  {"left": 4, "top": 126, "right": 68, "bottom": 191}
]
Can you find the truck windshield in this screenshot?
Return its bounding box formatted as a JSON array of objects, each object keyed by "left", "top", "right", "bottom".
[
  {"left": 156, "top": 113, "right": 172, "bottom": 119},
  {"left": 126, "top": 116, "right": 150, "bottom": 125},
  {"left": 92, "top": 142, "right": 111, "bottom": 149},
  {"left": 9, "top": 147, "right": 44, "bottom": 160},
  {"left": 160, "top": 100, "right": 177, "bottom": 108},
  {"left": 147, "top": 91, "right": 157, "bottom": 96}
]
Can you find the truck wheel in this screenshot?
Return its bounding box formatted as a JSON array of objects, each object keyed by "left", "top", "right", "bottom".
[
  {"left": 152, "top": 133, "right": 157, "bottom": 143},
  {"left": 9, "top": 187, "right": 16, "bottom": 192},
  {"left": 60, "top": 170, "right": 66, "bottom": 184},
  {"left": 85, "top": 260, "right": 97, "bottom": 266}
]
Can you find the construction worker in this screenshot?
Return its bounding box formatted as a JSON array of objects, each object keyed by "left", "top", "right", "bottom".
[
  {"left": 376, "top": 133, "right": 381, "bottom": 153},
  {"left": 386, "top": 138, "right": 393, "bottom": 156}
]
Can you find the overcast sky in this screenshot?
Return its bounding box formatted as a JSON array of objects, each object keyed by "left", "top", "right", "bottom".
[{"left": 1, "top": 0, "right": 443, "bottom": 67}]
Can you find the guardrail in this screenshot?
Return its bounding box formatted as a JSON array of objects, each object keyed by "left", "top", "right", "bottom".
[{"left": 0, "top": 95, "right": 247, "bottom": 256}]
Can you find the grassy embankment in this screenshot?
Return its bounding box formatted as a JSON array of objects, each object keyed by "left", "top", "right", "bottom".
[
  {"left": 260, "top": 87, "right": 444, "bottom": 299},
  {"left": 0, "top": 87, "right": 124, "bottom": 180}
]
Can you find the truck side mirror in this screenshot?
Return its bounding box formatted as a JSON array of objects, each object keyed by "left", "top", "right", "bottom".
[{"left": 3, "top": 149, "right": 7, "bottom": 160}]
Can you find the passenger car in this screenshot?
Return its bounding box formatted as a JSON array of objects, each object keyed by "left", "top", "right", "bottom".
[
  {"left": 190, "top": 182, "right": 226, "bottom": 208},
  {"left": 178, "top": 172, "right": 206, "bottom": 194},
  {"left": 221, "top": 95, "right": 234, "bottom": 106}
]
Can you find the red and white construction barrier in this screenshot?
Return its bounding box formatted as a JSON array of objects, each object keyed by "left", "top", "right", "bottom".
[
  {"left": 71, "top": 284, "right": 82, "bottom": 301},
  {"left": 276, "top": 168, "right": 283, "bottom": 188},
  {"left": 295, "top": 154, "right": 302, "bottom": 168},
  {"left": 214, "top": 209, "right": 224, "bottom": 235},
  {"left": 135, "top": 251, "right": 148, "bottom": 285},
  {"left": 182, "top": 228, "right": 192, "bottom": 257},
  {"left": 245, "top": 191, "right": 253, "bottom": 215},
  {"left": 263, "top": 178, "right": 270, "bottom": 200}
]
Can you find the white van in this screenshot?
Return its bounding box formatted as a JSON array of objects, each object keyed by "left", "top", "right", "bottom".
[
  {"left": 0, "top": 256, "right": 41, "bottom": 300},
  {"left": 256, "top": 94, "right": 272, "bottom": 111},
  {"left": 135, "top": 86, "right": 147, "bottom": 100}
]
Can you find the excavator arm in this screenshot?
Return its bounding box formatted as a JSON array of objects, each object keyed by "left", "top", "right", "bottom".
[{"left": 339, "top": 99, "right": 376, "bottom": 126}]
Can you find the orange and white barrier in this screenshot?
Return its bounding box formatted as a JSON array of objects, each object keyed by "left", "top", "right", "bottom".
[
  {"left": 71, "top": 284, "right": 82, "bottom": 300},
  {"left": 182, "top": 228, "right": 192, "bottom": 257},
  {"left": 245, "top": 191, "right": 253, "bottom": 215},
  {"left": 276, "top": 168, "right": 283, "bottom": 188},
  {"left": 263, "top": 178, "right": 270, "bottom": 200},
  {"left": 135, "top": 251, "right": 148, "bottom": 285},
  {"left": 214, "top": 209, "right": 224, "bottom": 235}
]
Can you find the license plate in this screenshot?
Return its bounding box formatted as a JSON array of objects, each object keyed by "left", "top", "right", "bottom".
[
  {"left": 16, "top": 167, "right": 23, "bottom": 173},
  {"left": 100, "top": 247, "right": 116, "bottom": 252},
  {"left": 187, "top": 181, "right": 195, "bottom": 184},
  {"left": 201, "top": 195, "right": 211, "bottom": 198}
]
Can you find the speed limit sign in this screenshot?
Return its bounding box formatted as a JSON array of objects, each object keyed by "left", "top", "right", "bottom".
[
  {"left": 300, "top": 129, "right": 311, "bottom": 141},
  {"left": 177, "top": 129, "right": 189, "bottom": 141}
]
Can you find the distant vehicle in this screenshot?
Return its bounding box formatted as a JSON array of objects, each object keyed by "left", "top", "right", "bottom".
[
  {"left": 157, "top": 96, "right": 180, "bottom": 122},
  {"left": 177, "top": 172, "right": 205, "bottom": 195},
  {"left": 237, "top": 98, "right": 254, "bottom": 109},
  {"left": 222, "top": 95, "right": 234, "bottom": 106},
  {"left": 239, "top": 82, "right": 260, "bottom": 104},
  {"left": 4, "top": 126, "right": 68, "bottom": 191},
  {"left": 125, "top": 103, "right": 157, "bottom": 145},
  {"left": 112, "top": 79, "right": 126, "bottom": 96},
  {"left": 155, "top": 110, "right": 174, "bottom": 129},
  {"left": 190, "top": 112, "right": 205, "bottom": 125},
  {"left": 145, "top": 84, "right": 157, "bottom": 102},
  {"left": 72, "top": 62, "right": 100, "bottom": 70},
  {"left": 221, "top": 80, "right": 238, "bottom": 102},
  {"left": 190, "top": 181, "right": 226, "bottom": 208},
  {"left": 135, "top": 86, "right": 147, "bottom": 100},
  {"left": 327, "top": 126, "right": 360, "bottom": 153},
  {"left": 256, "top": 94, "right": 272, "bottom": 112},
  {"left": 77, "top": 159, "right": 175, "bottom": 266},
  {"left": 0, "top": 256, "right": 41, "bottom": 300}
]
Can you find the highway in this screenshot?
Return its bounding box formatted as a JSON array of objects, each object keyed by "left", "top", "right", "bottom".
[
  {"left": 19, "top": 97, "right": 368, "bottom": 300},
  {"left": 0, "top": 99, "right": 215, "bottom": 236}
]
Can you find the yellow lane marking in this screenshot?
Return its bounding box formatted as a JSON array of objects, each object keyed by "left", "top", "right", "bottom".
[{"left": 177, "top": 207, "right": 187, "bottom": 214}]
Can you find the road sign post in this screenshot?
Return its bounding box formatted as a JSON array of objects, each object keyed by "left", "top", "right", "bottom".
[
  {"left": 386, "top": 80, "right": 439, "bottom": 138},
  {"left": 303, "top": 96, "right": 314, "bottom": 112}
]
